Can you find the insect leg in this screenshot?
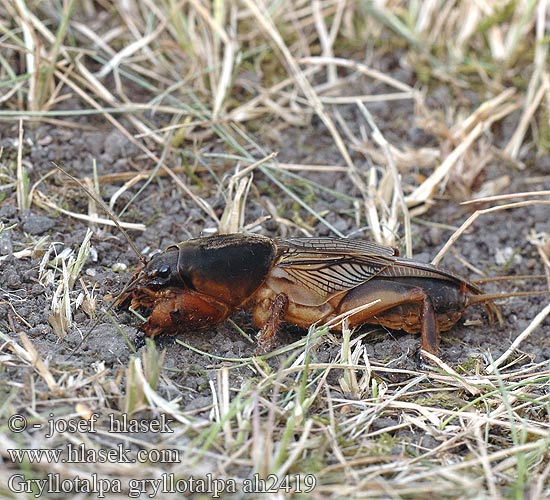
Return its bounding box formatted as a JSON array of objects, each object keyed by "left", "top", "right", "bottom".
[
  {"left": 255, "top": 293, "right": 289, "bottom": 354},
  {"left": 419, "top": 294, "right": 438, "bottom": 355},
  {"left": 142, "top": 290, "right": 231, "bottom": 337},
  {"left": 333, "top": 280, "right": 440, "bottom": 354}
]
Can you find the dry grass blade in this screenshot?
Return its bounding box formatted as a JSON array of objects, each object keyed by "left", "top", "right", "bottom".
[
  {"left": 463, "top": 190, "right": 550, "bottom": 204},
  {"left": 240, "top": 1, "right": 391, "bottom": 242},
  {"left": 95, "top": 21, "right": 167, "bottom": 79},
  {"left": 406, "top": 89, "right": 519, "bottom": 212},
  {"left": 432, "top": 200, "right": 550, "bottom": 266},
  {"left": 528, "top": 230, "right": 550, "bottom": 287},
  {"left": 299, "top": 56, "right": 418, "bottom": 94},
  {"left": 505, "top": 79, "right": 548, "bottom": 159},
  {"left": 505, "top": 0, "right": 549, "bottom": 159},
  {"left": 0, "top": 234, "right": 48, "bottom": 262},
  {"left": 218, "top": 153, "right": 277, "bottom": 234},
  {"left": 47, "top": 229, "right": 92, "bottom": 338},
  {"left": 420, "top": 351, "right": 481, "bottom": 396},
  {"left": 486, "top": 301, "right": 550, "bottom": 374},
  {"left": 357, "top": 102, "right": 412, "bottom": 255},
  {"left": 18, "top": 332, "right": 59, "bottom": 393},
  {"left": 322, "top": 299, "right": 380, "bottom": 331},
  {"left": 33, "top": 190, "right": 146, "bottom": 231},
  {"left": 15, "top": 119, "right": 29, "bottom": 211}
]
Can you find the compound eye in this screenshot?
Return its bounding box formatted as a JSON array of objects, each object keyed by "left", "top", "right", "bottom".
[{"left": 157, "top": 264, "right": 171, "bottom": 278}]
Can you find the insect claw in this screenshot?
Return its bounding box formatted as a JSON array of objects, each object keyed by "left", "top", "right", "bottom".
[{"left": 255, "top": 293, "right": 289, "bottom": 354}]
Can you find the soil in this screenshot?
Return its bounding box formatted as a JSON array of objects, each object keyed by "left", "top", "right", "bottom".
[{"left": 1, "top": 82, "right": 549, "bottom": 411}]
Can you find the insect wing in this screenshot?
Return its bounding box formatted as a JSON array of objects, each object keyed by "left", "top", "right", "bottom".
[
  {"left": 380, "top": 258, "right": 479, "bottom": 290},
  {"left": 275, "top": 238, "right": 397, "bottom": 296},
  {"left": 277, "top": 237, "right": 398, "bottom": 257}
]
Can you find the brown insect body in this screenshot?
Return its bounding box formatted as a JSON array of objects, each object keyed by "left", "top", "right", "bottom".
[
  {"left": 115, "top": 234, "right": 501, "bottom": 355},
  {"left": 117, "top": 234, "right": 276, "bottom": 335}
]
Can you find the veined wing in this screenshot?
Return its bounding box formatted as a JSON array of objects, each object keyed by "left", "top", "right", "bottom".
[
  {"left": 380, "top": 257, "right": 473, "bottom": 287},
  {"left": 274, "top": 237, "right": 470, "bottom": 297},
  {"left": 274, "top": 237, "right": 398, "bottom": 295},
  {"left": 276, "top": 237, "right": 398, "bottom": 257}
]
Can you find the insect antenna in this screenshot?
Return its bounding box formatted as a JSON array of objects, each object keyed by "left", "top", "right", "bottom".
[
  {"left": 52, "top": 162, "right": 146, "bottom": 355},
  {"left": 472, "top": 274, "right": 547, "bottom": 284},
  {"left": 466, "top": 289, "right": 550, "bottom": 306},
  {"left": 52, "top": 162, "right": 145, "bottom": 264},
  {"left": 466, "top": 289, "right": 550, "bottom": 328}
]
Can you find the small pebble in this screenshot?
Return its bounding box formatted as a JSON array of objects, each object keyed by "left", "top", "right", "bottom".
[
  {"left": 38, "top": 135, "right": 53, "bottom": 146},
  {"left": 428, "top": 227, "right": 442, "bottom": 246},
  {"left": 495, "top": 247, "right": 522, "bottom": 266},
  {"left": 111, "top": 262, "right": 127, "bottom": 273},
  {"left": 22, "top": 215, "right": 56, "bottom": 235},
  {"left": 0, "top": 232, "right": 13, "bottom": 255}
]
